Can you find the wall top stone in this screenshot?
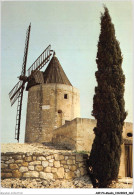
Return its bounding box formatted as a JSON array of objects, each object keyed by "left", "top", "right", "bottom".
[
  {"left": 1, "top": 143, "right": 75, "bottom": 155},
  {"left": 29, "top": 83, "right": 80, "bottom": 94}
]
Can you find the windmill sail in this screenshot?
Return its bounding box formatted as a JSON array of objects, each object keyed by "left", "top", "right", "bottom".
[
  {"left": 9, "top": 81, "right": 24, "bottom": 106},
  {"left": 27, "top": 45, "right": 52, "bottom": 77},
  {"left": 9, "top": 24, "right": 31, "bottom": 106},
  {"left": 15, "top": 24, "right": 31, "bottom": 142},
  {"left": 15, "top": 86, "right": 25, "bottom": 141},
  {"left": 21, "top": 23, "right": 31, "bottom": 76}
]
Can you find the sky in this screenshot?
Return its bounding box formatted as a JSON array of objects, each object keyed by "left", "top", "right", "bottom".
[{"left": 1, "top": 1, "right": 133, "bottom": 143}]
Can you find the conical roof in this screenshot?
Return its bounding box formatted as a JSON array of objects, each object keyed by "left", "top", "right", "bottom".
[
  {"left": 43, "top": 55, "right": 72, "bottom": 86},
  {"left": 26, "top": 55, "right": 72, "bottom": 90}
]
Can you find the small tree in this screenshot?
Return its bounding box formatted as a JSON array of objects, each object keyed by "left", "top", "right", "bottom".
[{"left": 87, "top": 6, "right": 127, "bottom": 188}]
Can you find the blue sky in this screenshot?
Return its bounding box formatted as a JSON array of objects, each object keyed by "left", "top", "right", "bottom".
[{"left": 1, "top": 1, "right": 133, "bottom": 143}]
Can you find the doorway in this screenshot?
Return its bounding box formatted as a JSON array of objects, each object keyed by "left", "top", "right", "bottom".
[
  {"left": 125, "top": 144, "right": 133, "bottom": 177},
  {"left": 57, "top": 110, "right": 62, "bottom": 127}
]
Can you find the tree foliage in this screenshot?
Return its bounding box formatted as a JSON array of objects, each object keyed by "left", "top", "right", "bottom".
[{"left": 87, "top": 6, "right": 127, "bottom": 188}]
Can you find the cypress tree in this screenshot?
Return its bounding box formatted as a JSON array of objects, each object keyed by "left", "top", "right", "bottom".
[{"left": 87, "top": 6, "right": 127, "bottom": 188}]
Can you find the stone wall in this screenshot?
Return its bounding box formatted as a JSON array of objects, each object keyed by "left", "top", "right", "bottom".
[
  {"left": 1, "top": 151, "right": 87, "bottom": 180},
  {"left": 53, "top": 118, "right": 96, "bottom": 152},
  {"left": 52, "top": 118, "right": 77, "bottom": 150},
  {"left": 122, "top": 122, "right": 133, "bottom": 138},
  {"left": 76, "top": 118, "right": 96, "bottom": 152},
  {"left": 25, "top": 83, "right": 80, "bottom": 143},
  {"left": 53, "top": 119, "right": 133, "bottom": 151},
  {"left": 53, "top": 119, "right": 133, "bottom": 178}
]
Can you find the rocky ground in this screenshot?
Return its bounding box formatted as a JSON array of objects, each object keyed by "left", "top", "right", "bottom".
[
  {"left": 1, "top": 176, "right": 133, "bottom": 189},
  {"left": 1, "top": 143, "right": 133, "bottom": 189},
  {"left": 1, "top": 175, "right": 92, "bottom": 188},
  {"left": 110, "top": 178, "right": 133, "bottom": 189}
]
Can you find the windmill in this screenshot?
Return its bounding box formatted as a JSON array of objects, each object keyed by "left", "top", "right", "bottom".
[{"left": 9, "top": 24, "right": 54, "bottom": 142}]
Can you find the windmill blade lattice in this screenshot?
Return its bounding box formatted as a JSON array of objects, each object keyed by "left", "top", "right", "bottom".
[
  {"left": 9, "top": 81, "right": 23, "bottom": 106},
  {"left": 27, "top": 45, "right": 52, "bottom": 77},
  {"left": 9, "top": 24, "right": 31, "bottom": 106},
  {"left": 21, "top": 23, "right": 31, "bottom": 76},
  {"left": 15, "top": 85, "right": 25, "bottom": 140},
  {"left": 9, "top": 24, "right": 31, "bottom": 142},
  {"left": 15, "top": 24, "right": 31, "bottom": 142}
]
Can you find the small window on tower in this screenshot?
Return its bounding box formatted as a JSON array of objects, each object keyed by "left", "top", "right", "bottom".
[{"left": 64, "top": 94, "right": 68, "bottom": 99}]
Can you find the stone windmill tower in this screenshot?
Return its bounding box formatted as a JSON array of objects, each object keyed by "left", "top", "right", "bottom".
[{"left": 25, "top": 53, "right": 80, "bottom": 143}]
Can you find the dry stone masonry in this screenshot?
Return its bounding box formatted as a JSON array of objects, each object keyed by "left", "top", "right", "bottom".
[{"left": 1, "top": 149, "right": 88, "bottom": 181}]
